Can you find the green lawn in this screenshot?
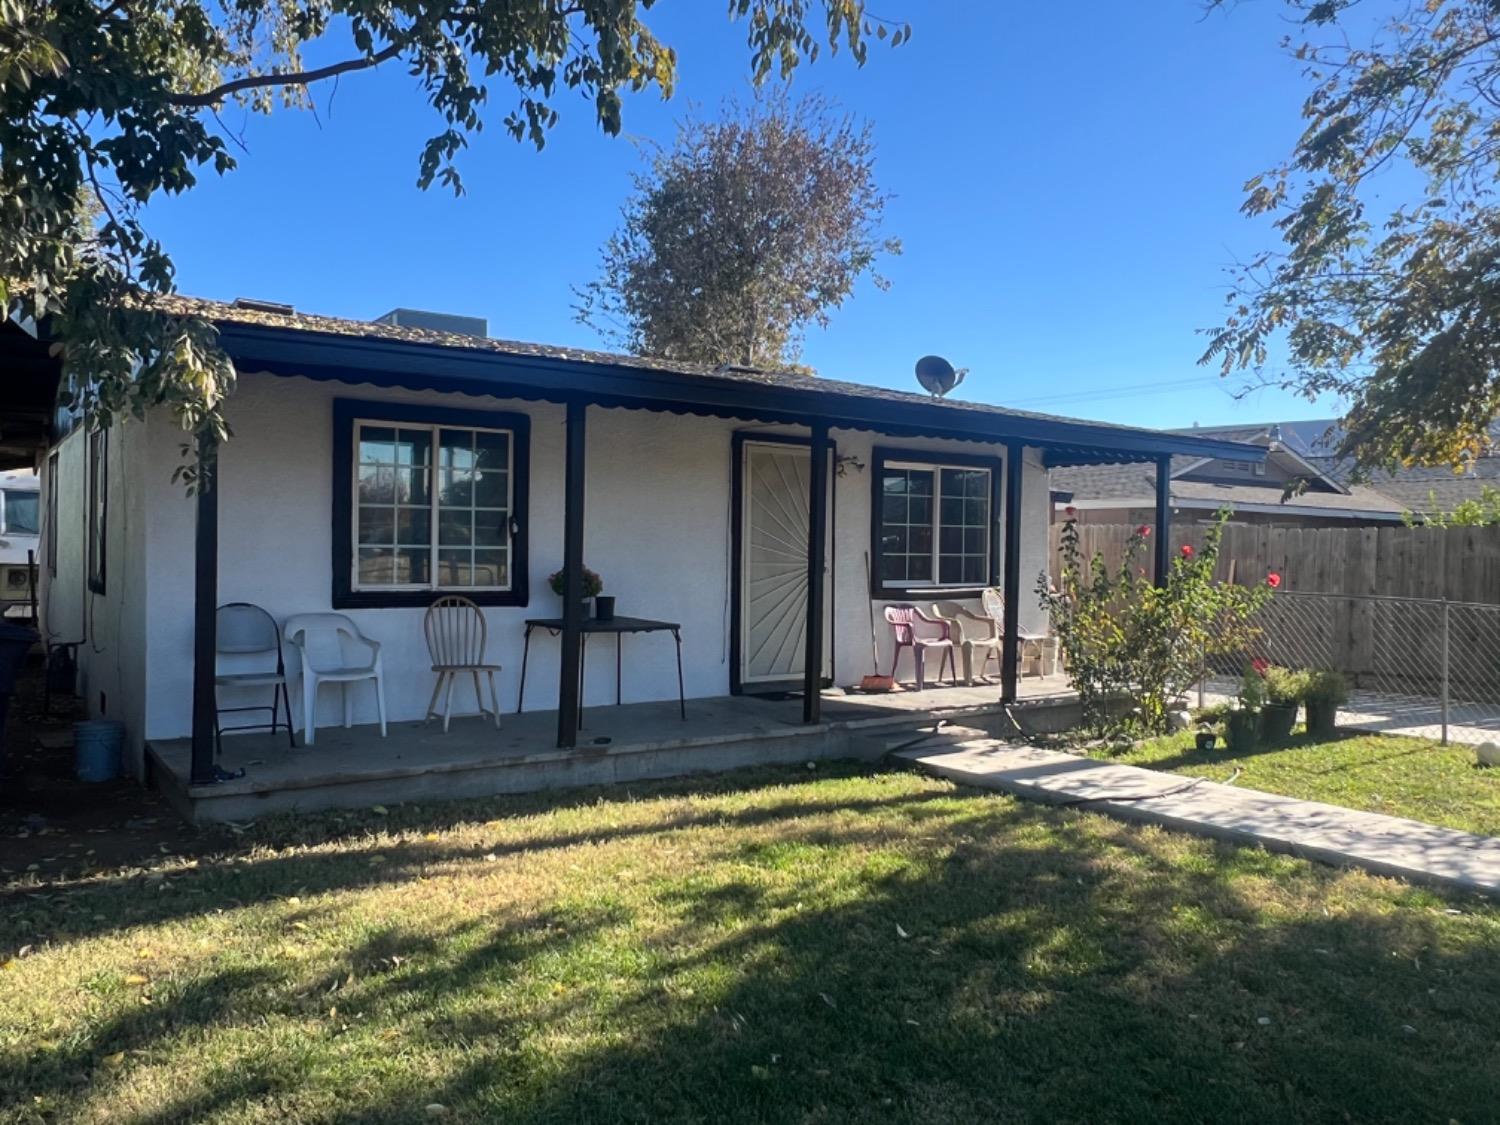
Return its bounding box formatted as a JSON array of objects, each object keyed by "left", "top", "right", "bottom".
[
  {"left": 3, "top": 764, "right": 1500, "bottom": 1124},
  {"left": 1111, "top": 729, "right": 1500, "bottom": 837}
]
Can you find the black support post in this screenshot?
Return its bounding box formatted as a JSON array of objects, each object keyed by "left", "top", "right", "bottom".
[
  {"left": 189, "top": 431, "right": 219, "bottom": 785},
  {"left": 1000, "top": 442, "right": 1024, "bottom": 704},
  {"left": 1154, "top": 453, "right": 1172, "bottom": 588},
  {"left": 803, "top": 421, "right": 830, "bottom": 724},
  {"left": 557, "top": 399, "right": 587, "bottom": 749}
]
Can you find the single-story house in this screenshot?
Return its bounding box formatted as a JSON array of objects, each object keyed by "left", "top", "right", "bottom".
[
  {"left": 2, "top": 296, "right": 1263, "bottom": 814},
  {"left": 1053, "top": 424, "right": 1408, "bottom": 528}
]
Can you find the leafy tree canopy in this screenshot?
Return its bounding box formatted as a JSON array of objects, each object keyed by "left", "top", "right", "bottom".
[
  {"left": 574, "top": 91, "right": 899, "bottom": 370},
  {"left": 0, "top": 0, "right": 905, "bottom": 474},
  {"left": 1201, "top": 0, "right": 1500, "bottom": 476}
]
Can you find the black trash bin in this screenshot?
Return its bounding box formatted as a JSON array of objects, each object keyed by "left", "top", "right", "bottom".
[{"left": 0, "top": 622, "right": 39, "bottom": 776}]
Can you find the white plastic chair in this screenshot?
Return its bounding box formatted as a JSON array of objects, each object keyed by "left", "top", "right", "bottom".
[
  {"left": 284, "top": 613, "right": 387, "bottom": 746},
  {"left": 980, "top": 587, "right": 1058, "bottom": 679},
  {"left": 930, "top": 600, "right": 1002, "bottom": 685},
  {"left": 423, "top": 595, "right": 502, "bottom": 731}
]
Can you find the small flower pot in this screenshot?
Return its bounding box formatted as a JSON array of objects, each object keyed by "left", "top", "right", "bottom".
[
  {"left": 594, "top": 595, "right": 616, "bottom": 621},
  {"left": 1260, "top": 702, "right": 1298, "bottom": 743},
  {"left": 1194, "top": 730, "right": 1218, "bottom": 752},
  {"left": 1224, "top": 710, "right": 1260, "bottom": 753},
  {"left": 1305, "top": 700, "right": 1339, "bottom": 738}
]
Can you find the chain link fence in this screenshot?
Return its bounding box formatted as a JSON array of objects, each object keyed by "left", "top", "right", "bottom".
[{"left": 1199, "top": 591, "right": 1500, "bottom": 746}]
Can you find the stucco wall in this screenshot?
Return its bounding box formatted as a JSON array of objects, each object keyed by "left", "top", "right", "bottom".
[
  {"left": 121, "top": 371, "right": 1055, "bottom": 742},
  {"left": 827, "top": 431, "right": 1050, "bottom": 683},
  {"left": 40, "top": 421, "right": 151, "bottom": 773}
]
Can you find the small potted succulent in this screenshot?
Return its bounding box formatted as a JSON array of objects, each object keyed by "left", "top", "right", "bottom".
[
  {"left": 1224, "top": 661, "right": 1266, "bottom": 752},
  {"left": 1260, "top": 666, "right": 1307, "bottom": 743},
  {"left": 548, "top": 566, "right": 605, "bottom": 616},
  {"left": 1303, "top": 670, "right": 1348, "bottom": 738}
]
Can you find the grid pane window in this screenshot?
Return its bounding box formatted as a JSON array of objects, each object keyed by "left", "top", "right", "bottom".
[
  {"left": 879, "top": 468, "right": 934, "bottom": 583},
  {"left": 938, "top": 468, "right": 990, "bottom": 585},
  {"left": 353, "top": 421, "right": 511, "bottom": 591},
  {"left": 435, "top": 428, "right": 510, "bottom": 590},
  {"left": 355, "top": 426, "right": 431, "bottom": 586},
  {"left": 877, "top": 460, "right": 992, "bottom": 588}
]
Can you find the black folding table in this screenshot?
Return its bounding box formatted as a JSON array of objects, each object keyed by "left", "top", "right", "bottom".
[{"left": 517, "top": 615, "right": 686, "bottom": 725}]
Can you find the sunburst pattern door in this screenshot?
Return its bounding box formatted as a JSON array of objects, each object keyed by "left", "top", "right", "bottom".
[{"left": 741, "top": 440, "right": 832, "bottom": 686}]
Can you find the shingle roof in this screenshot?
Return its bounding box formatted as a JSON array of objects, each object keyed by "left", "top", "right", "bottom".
[
  {"left": 1170, "top": 478, "right": 1404, "bottom": 515},
  {"left": 1180, "top": 416, "right": 1500, "bottom": 514},
  {"left": 150, "top": 294, "right": 1261, "bottom": 453},
  {"left": 1311, "top": 456, "right": 1500, "bottom": 513},
  {"left": 1054, "top": 460, "right": 1406, "bottom": 518}
]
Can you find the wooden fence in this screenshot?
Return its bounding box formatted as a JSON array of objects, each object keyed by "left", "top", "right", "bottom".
[{"left": 1051, "top": 522, "right": 1500, "bottom": 605}]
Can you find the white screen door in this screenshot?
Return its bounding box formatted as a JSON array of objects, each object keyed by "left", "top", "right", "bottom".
[{"left": 740, "top": 440, "right": 834, "bottom": 687}]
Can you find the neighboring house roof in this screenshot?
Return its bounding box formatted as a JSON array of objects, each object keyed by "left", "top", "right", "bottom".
[
  {"left": 1181, "top": 417, "right": 1500, "bottom": 517},
  {"left": 1327, "top": 457, "right": 1500, "bottom": 513},
  {"left": 1168, "top": 478, "right": 1405, "bottom": 517},
  {"left": 1053, "top": 457, "right": 1408, "bottom": 521},
  {"left": 119, "top": 294, "right": 1268, "bottom": 468}
]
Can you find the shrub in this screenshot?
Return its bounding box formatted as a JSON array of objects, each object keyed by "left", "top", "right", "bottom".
[
  {"left": 1304, "top": 669, "right": 1349, "bottom": 706},
  {"left": 1262, "top": 666, "right": 1310, "bottom": 706},
  {"left": 548, "top": 566, "right": 604, "bottom": 598},
  {"left": 1192, "top": 702, "right": 1233, "bottom": 725},
  {"left": 1040, "top": 507, "right": 1274, "bottom": 737}
]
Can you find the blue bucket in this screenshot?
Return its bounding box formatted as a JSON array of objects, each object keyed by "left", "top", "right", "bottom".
[{"left": 74, "top": 719, "right": 125, "bottom": 782}]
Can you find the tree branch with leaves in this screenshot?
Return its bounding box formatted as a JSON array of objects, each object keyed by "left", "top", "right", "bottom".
[
  {"left": 1201, "top": 0, "right": 1500, "bottom": 476},
  {"left": 0, "top": 0, "right": 905, "bottom": 479}
]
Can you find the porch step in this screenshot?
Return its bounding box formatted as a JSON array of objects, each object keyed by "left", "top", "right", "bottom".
[{"left": 143, "top": 690, "right": 1069, "bottom": 822}]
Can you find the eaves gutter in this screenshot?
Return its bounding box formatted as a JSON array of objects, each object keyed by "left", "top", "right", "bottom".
[{"left": 213, "top": 322, "right": 1269, "bottom": 464}]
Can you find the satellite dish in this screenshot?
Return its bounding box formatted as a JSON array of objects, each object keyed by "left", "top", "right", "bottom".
[{"left": 915, "top": 355, "right": 967, "bottom": 398}]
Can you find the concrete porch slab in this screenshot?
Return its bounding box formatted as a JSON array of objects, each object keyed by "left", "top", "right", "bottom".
[
  {"left": 148, "top": 677, "right": 1074, "bottom": 822},
  {"left": 898, "top": 737, "right": 1500, "bottom": 897}
]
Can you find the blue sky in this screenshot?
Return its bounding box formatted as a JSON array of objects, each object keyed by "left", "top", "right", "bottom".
[{"left": 141, "top": 1, "right": 1341, "bottom": 430}]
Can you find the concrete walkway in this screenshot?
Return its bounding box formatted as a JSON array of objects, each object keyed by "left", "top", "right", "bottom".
[{"left": 895, "top": 731, "right": 1500, "bottom": 897}]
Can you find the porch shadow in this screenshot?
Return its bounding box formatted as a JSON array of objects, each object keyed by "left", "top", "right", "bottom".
[{"left": 8, "top": 759, "right": 1500, "bottom": 1123}]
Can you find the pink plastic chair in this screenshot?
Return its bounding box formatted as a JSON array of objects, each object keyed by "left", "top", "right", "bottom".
[{"left": 883, "top": 604, "right": 957, "bottom": 691}]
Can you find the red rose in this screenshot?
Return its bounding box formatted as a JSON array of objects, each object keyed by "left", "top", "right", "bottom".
[
  {"left": 1065, "top": 505, "right": 1077, "bottom": 517},
  {"left": 1266, "top": 572, "right": 1282, "bottom": 589},
  {"left": 1180, "top": 544, "right": 1194, "bottom": 558},
  {"left": 1252, "top": 657, "right": 1270, "bottom": 676},
  {"left": 1136, "top": 524, "right": 1152, "bottom": 537}
]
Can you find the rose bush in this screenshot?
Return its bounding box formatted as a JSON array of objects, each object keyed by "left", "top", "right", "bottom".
[{"left": 1040, "top": 508, "right": 1274, "bottom": 739}]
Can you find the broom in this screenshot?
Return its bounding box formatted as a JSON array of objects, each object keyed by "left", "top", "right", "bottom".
[{"left": 859, "top": 551, "right": 896, "bottom": 692}]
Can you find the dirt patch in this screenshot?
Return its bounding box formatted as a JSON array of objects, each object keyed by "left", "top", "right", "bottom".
[{"left": 0, "top": 660, "right": 210, "bottom": 877}]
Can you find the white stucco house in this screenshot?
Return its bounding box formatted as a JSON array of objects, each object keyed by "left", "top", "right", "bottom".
[{"left": 4, "top": 297, "right": 1263, "bottom": 816}]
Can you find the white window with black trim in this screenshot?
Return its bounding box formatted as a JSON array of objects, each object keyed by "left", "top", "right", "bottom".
[
  {"left": 872, "top": 448, "right": 1000, "bottom": 594},
  {"left": 334, "top": 401, "right": 530, "bottom": 608}
]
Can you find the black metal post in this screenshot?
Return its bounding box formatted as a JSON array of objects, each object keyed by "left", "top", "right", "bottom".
[
  {"left": 190, "top": 431, "right": 219, "bottom": 785},
  {"left": 1154, "top": 453, "right": 1172, "bottom": 588},
  {"left": 803, "top": 422, "right": 830, "bottom": 723},
  {"left": 557, "top": 399, "right": 586, "bottom": 749},
  {"left": 1000, "top": 442, "right": 1024, "bottom": 704}
]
